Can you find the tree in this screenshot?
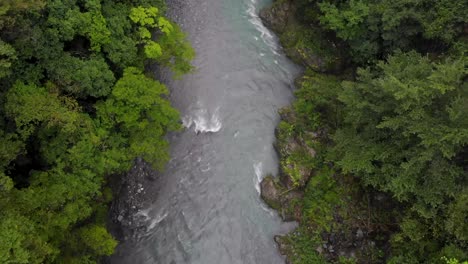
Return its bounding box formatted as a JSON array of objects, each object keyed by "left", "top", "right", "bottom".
[
  {"left": 329, "top": 51, "right": 467, "bottom": 262},
  {"left": 0, "top": 0, "right": 194, "bottom": 262},
  {"left": 97, "top": 67, "right": 180, "bottom": 170},
  {"left": 129, "top": 5, "right": 195, "bottom": 75},
  {"left": 316, "top": 0, "right": 468, "bottom": 63}
]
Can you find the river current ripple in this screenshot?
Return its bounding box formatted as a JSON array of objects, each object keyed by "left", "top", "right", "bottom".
[{"left": 110, "top": 0, "right": 301, "bottom": 263}]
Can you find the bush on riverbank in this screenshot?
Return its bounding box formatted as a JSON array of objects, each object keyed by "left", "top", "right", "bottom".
[
  {"left": 260, "top": 0, "right": 468, "bottom": 263},
  {"left": 0, "top": 0, "right": 193, "bottom": 263}
]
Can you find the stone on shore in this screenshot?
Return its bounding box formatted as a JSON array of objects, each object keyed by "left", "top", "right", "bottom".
[
  {"left": 260, "top": 175, "right": 282, "bottom": 210},
  {"left": 259, "top": 0, "right": 291, "bottom": 33}
]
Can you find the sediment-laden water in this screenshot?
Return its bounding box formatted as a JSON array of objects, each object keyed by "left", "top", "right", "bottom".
[{"left": 110, "top": 0, "right": 300, "bottom": 263}]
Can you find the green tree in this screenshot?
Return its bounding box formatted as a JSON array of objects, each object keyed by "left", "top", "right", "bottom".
[
  {"left": 332, "top": 52, "right": 467, "bottom": 214},
  {"left": 315, "top": 0, "right": 468, "bottom": 63},
  {"left": 129, "top": 5, "right": 195, "bottom": 75},
  {"left": 329, "top": 51, "right": 467, "bottom": 262},
  {"left": 97, "top": 67, "right": 180, "bottom": 170},
  {"left": 0, "top": 0, "right": 194, "bottom": 262}
]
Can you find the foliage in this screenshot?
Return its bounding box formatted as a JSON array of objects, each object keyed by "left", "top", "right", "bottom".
[
  {"left": 0, "top": 0, "right": 193, "bottom": 263},
  {"left": 333, "top": 52, "right": 467, "bottom": 263},
  {"left": 302, "top": 167, "right": 342, "bottom": 231},
  {"left": 318, "top": 0, "right": 369, "bottom": 41},
  {"left": 265, "top": 0, "right": 468, "bottom": 262},
  {"left": 293, "top": 72, "right": 343, "bottom": 131},
  {"left": 129, "top": 5, "right": 195, "bottom": 75},
  {"left": 272, "top": 50, "right": 467, "bottom": 263},
  {"left": 331, "top": 52, "right": 467, "bottom": 216},
  {"left": 284, "top": 229, "right": 329, "bottom": 264},
  {"left": 79, "top": 225, "right": 118, "bottom": 256},
  {"left": 443, "top": 257, "right": 468, "bottom": 264},
  {"left": 97, "top": 67, "right": 180, "bottom": 170},
  {"left": 295, "top": 0, "right": 468, "bottom": 64}
]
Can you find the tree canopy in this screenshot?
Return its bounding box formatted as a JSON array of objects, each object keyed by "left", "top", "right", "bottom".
[
  {"left": 263, "top": 0, "right": 468, "bottom": 263},
  {"left": 296, "top": 0, "right": 468, "bottom": 64},
  {"left": 0, "top": 0, "right": 194, "bottom": 262}
]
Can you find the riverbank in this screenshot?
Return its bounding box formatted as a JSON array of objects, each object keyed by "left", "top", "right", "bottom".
[
  {"left": 259, "top": 1, "right": 468, "bottom": 264},
  {"left": 258, "top": 1, "right": 394, "bottom": 263}
]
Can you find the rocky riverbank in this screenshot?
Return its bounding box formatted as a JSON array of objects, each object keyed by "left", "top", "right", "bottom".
[
  {"left": 259, "top": 0, "right": 345, "bottom": 73},
  {"left": 107, "top": 0, "right": 185, "bottom": 247},
  {"left": 108, "top": 158, "right": 161, "bottom": 242},
  {"left": 258, "top": 1, "right": 394, "bottom": 263}
]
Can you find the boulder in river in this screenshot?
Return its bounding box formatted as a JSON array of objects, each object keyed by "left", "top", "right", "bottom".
[
  {"left": 260, "top": 175, "right": 282, "bottom": 210},
  {"left": 259, "top": 0, "right": 292, "bottom": 33},
  {"left": 260, "top": 174, "right": 304, "bottom": 222}
]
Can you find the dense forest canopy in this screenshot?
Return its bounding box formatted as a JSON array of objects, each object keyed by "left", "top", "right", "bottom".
[
  {"left": 1, "top": 0, "right": 467, "bottom": 263},
  {"left": 260, "top": 0, "right": 467, "bottom": 263},
  {"left": 0, "top": 0, "right": 193, "bottom": 263},
  {"left": 297, "top": 0, "right": 467, "bottom": 64}
]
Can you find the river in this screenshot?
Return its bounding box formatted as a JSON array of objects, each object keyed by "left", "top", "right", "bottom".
[{"left": 110, "top": 0, "right": 301, "bottom": 263}]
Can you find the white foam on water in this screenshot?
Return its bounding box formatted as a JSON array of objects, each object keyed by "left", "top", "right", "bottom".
[
  {"left": 260, "top": 202, "right": 275, "bottom": 216},
  {"left": 182, "top": 107, "right": 222, "bottom": 133},
  {"left": 194, "top": 114, "right": 221, "bottom": 133},
  {"left": 200, "top": 163, "right": 211, "bottom": 172},
  {"left": 253, "top": 162, "right": 275, "bottom": 217},
  {"left": 252, "top": 162, "right": 276, "bottom": 215},
  {"left": 253, "top": 162, "right": 263, "bottom": 194},
  {"left": 246, "top": 0, "right": 279, "bottom": 55},
  {"left": 147, "top": 212, "right": 168, "bottom": 230}
]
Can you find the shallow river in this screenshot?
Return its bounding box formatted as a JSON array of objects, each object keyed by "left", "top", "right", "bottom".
[{"left": 110, "top": 0, "right": 301, "bottom": 262}]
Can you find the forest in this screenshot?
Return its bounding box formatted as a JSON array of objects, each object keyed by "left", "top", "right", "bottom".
[
  {"left": 259, "top": 0, "right": 468, "bottom": 263},
  {"left": 0, "top": 0, "right": 193, "bottom": 263},
  {"left": 0, "top": 0, "right": 466, "bottom": 263}
]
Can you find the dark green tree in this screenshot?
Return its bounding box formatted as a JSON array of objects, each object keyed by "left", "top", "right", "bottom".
[{"left": 0, "top": 0, "right": 194, "bottom": 262}]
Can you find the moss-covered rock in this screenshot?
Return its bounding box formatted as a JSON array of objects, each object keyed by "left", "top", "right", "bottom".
[
  {"left": 259, "top": 0, "right": 292, "bottom": 33},
  {"left": 260, "top": 174, "right": 304, "bottom": 221},
  {"left": 279, "top": 22, "right": 343, "bottom": 73},
  {"left": 260, "top": 0, "right": 345, "bottom": 73},
  {"left": 260, "top": 175, "right": 282, "bottom": 210}
]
